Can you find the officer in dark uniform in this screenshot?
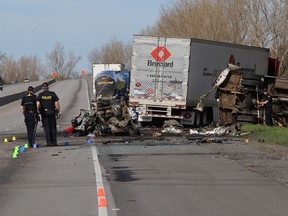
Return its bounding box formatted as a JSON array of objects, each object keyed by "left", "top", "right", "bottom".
[
  {"left": 37, "top": 82, "right": 60, "bottom": 147},
  {"left": 21, "top": 86, "right": 39, "bottom": 147},
  {"left": 257, "top": 88, "right": 273, "bottom": 126}
]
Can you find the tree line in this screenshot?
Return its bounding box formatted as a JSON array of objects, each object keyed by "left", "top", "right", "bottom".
[
  {"left": 91, "top": 0, "right": 288, "bottom": 76},
  {"left": 144, "top": 0, "right": 288, "bottom": 75},
  {"left": 1, "top": 0, "right": 288, "bottom": 84},
  {"left": 0, "top": 43, "right": 81, "bottom": 84}
]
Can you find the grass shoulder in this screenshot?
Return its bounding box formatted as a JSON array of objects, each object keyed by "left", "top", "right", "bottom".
[{"left": 241, "top": 124, "right": 288, "bottom": 146}]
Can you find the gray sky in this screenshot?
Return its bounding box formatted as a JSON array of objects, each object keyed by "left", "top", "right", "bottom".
[{"left": 0, "top": 0, "right": 168, "bottom": 74}]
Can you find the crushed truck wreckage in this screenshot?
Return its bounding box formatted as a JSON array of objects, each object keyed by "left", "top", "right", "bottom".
[
  {"left": 71, "top": 96, "right": 140, "bottom": 136},
  {"left": 70, "top": 69, "right": 140, "bottom": 137},
  {"left": 196, "top": 63, "right": 288, "bottom": 127},
  {"left": 217, "top": 66, "right": 288, "bottom": 126}
]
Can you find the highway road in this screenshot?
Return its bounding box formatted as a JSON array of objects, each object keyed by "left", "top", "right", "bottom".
[
  {"left": 0, "top": 79, "right": 288, "bottom": 216},
  {"left": 0, "top": 79, "right": 88, "bottom": 136}
]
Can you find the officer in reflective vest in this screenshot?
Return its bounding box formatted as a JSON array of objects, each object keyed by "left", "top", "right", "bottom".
[
  {"left": 21, "top": 86, "right": 39, "bottom": 147},
  {"left": 37, "top": 82, "right": 60, "bottom": 147}
]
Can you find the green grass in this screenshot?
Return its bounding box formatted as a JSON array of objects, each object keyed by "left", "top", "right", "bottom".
[{"left": 241, "top": 124, "right": 288, "bottom": 146}]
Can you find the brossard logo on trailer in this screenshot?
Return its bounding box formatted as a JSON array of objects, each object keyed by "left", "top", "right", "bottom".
[{"left": 148, "top": 46, "right": 174, "bottom": 67}]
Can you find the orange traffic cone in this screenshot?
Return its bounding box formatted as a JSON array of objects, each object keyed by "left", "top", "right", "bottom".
[
  {"left": 97, "top": 188, "right": 105, "bottom": 197},
  {"left": 98, "top": 198, "right": 107, "bottom": 207}
]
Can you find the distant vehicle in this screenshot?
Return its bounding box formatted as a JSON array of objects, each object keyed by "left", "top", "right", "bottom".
[
  {"left": 24, "top": 78, "right": 30, "bottom": 83},
  {"left": 9, "top": 81, "right": 18, "bottom": 84},
  {"left": 0, "top": 83, "right": 3, "bottom": 91}
]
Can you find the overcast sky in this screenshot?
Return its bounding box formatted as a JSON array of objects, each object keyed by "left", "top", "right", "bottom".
[{"left": 0, "top": 0, "right": 168, "bottom": 74}]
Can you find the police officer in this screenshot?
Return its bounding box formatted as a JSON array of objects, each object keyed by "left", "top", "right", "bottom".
[
  {"left": 37, "top": 82, "right": 60, "bottom": 147},
  {"left": 21, "top": 86, "right": 39, "bottom": 147},
  {"left": 257, "top": 88, "right": 273, "bottom": 126}
]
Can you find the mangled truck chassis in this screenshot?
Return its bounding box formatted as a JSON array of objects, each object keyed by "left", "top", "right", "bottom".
[
  {"left": 71, "top": 97, "right": 140, "bottom": 136},
  {"left": 218, "top": 69, "right": 288, "bottom": 126}
]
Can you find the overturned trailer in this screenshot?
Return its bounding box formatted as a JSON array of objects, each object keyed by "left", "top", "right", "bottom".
[
  {"left": 216, "top": 63, "right": 288, "bottom": 126},
  {"left": 263, "top": 76, "right": 288, "bottom": 126},
  {"left": 217, "top": 66, "right": 263, "bottom": 125}
]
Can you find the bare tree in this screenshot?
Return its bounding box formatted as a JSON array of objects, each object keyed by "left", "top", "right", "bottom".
[
  {"left": 145, "top": 0, "right": 249, "bottom": 43},
  {"left": 88, "top": 37, "right": 132, "bottom": 69},
  {"left": 232, "top": 0, "right": 288, "bottom": 75},
  {"left": 0, "top": 52, "right": 6, "bottom": 63},
  {"left": 258, "top": 0, "right": 288, "bottom": 75},
  {"left": 0, "top": 52, "right": 7, "bottom": 83},
  {"left": 46, "top": 43, "right": 81, "bottom": 80},
  {"left": 0, "top": 53, "right": 43, "bottom": 83},
  {"left": 143, "top": 0, "right": 288, "bottom": 75},
  {"left": 1, "top": 56, "right": 18, "bottom": 83},
  {"left": 18, "top": 56, "right": 41, "bottom": 82}
]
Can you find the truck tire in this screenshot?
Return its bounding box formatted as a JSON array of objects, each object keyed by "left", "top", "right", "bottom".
[
  {"left": 202, "top": 111, "right": 208, "bottom": 126},
  {"left": 194, "top": 111, "right": 201, "bottom": 127},
  {"left": 153, "top": 118, "right": 164, "bottom": 127},
  {"left": 140, "top": 122, "right": 150, "bottom": 128}
]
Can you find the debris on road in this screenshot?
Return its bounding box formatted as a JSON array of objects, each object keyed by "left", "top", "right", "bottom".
[
  {"left": 189, "top": 125, "right": 240, "bottom": 136},
  {"left": 161, "top": 120, "right": 183, "bottom": 134}
]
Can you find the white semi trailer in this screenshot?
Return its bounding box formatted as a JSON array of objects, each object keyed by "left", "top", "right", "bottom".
[{"left": 129, "top": 35, "right": 270, "bottom": 127}]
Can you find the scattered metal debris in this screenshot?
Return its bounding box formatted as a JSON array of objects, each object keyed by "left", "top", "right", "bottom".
[
  {"left": 161, "top": 119, "right": 183, "bottom": 134},
  {"left": 189, "top": 125, "right": 239, "bottom": 136},
  {"left": 71, "top": 96, "right": 140, "bottom": 137}
]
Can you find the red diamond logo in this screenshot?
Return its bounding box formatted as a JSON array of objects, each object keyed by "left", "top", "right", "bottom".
[{"left": 151, "top": 46, "right": 171, "bottom": 62}]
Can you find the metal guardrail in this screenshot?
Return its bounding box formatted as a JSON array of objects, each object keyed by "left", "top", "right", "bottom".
[{"left": 0, "top": 79, "right": 56, "bottom": 106}]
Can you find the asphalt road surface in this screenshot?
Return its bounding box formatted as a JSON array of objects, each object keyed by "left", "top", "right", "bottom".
[{"left": 0, "top": 79, "right": 288, "bottom": 216}]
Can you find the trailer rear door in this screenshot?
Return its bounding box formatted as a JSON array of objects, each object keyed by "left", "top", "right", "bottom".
[{"left": 130, "top": 35, "right": 190, "bottom": 106}]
